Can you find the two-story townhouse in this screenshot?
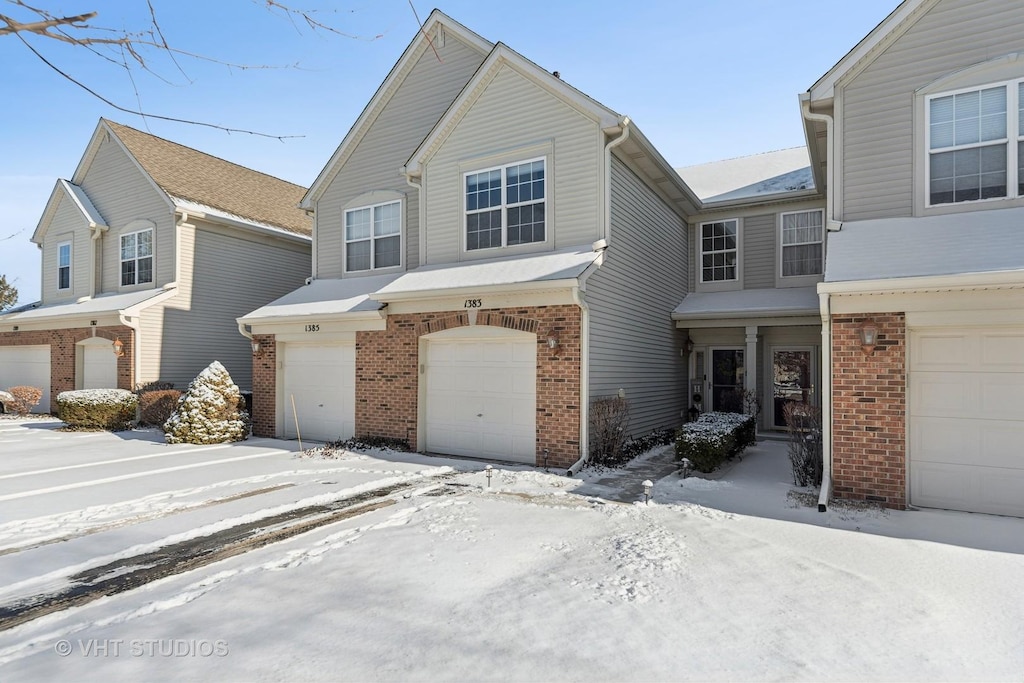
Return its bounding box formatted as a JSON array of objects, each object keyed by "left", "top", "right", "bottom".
[
  {"left": 0, "top": 119, "right": 311, "bottom": 412},
  {"left": 804, "top": 0, "right": 1024, "bottom": 517},
  {"left": 673, "top": 147, "right": 827, "bottom": 432},
  {"left": 239, "top": 12, "right": 698, "bottom": 470}
]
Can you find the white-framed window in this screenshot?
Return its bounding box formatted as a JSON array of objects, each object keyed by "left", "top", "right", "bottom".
[
  {"left": 926, "top": 79, "right": 1024, "bottom": 205},
  {"left": 780, "top": 210, "right": 823, "bottom": 277},
  {"left": 120, "top": 228, "right": 153, "bottom": 286},
  {"left": 699, "top": 219, "right": 739, "bottom": 282},
  {"left": 465, "top": 158, "right": 545, "bottom": 251},
  {"left": 344, "top": 200, "right": 401, "bottom": 272},
  {"left": 57, "top": 241, "right": 71, "bottom": 291}
]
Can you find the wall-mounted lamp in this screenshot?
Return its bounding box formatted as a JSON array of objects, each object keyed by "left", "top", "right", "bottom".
[
  {"left": 859, "top": 320, "right": 879, "bottom": 356},
  {"left": 251, "top": 340, "right": 261, "bottom": 355},
  {"left": 547, "top": 335, "right": 559, "bottom": 351},
  {"left": 683, "top": 337, "right": 694, "bottom": 354},
  {"left": 112, "top": 337, "right": 125, "bottom": 357}
]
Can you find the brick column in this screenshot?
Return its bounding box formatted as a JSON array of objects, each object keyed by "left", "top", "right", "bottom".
[
  {"left": 831, "top": 313, "right": 906, "bottom": 508},
  {"left": 251, "top": 334, "right": 277, "bottom": 437},
  {"left": 356, "top": 315, "right": 420, "bottom": 448}
]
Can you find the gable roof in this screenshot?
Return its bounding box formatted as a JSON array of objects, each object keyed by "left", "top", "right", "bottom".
[
  {"left": 300, "top": 10, "right": 492, "bottom": 209},
  {"left": 31, "top": 179, "right": 107, "bottom": 244},
  {"left": 82, "top": 119, "right": 311, "bottom": 237},
  {"left": 808, "top": 0, "right": 933, "bottom": 102},
  {"left": 675, "top": 147, "right": 815, "bottom": 205}
]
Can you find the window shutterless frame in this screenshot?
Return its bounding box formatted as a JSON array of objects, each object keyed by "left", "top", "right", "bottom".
[
  {"left": 698, "top": 219, "right": 740, "bottom": 283},
  {"left": 463, "top": 157, "right": 546, "bottom": 252},
  {"left": 57, "top": 240, "right": 71, "bottom": 291},
  {"left": 925, "top": 78, "right": 1023, "bottom": 207},
  {"left": 120, "top": 228, "right": 154, "bottom": 287},
  {"left": 343, "top": 199, "right": 402, "bottom": 273},
  {"left": 778, "top": 209, "right": 824, "bottom": 278}
]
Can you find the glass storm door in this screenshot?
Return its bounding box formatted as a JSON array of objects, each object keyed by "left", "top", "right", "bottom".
[
  {"left": 772, "top": 348, "right": 814, "bottom": 428},
  {"left": 710, "top": 348, "right": 745, "bottom": 413}
]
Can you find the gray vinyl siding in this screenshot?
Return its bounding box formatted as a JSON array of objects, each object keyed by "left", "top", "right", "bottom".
[
  {"left": 40, "top": 195, "right": 90, "bottom": 304},
  {"left": 139, "top": 221, "right": 309, "bottom": 389},
  {"left": 80, "top": 136, "right": 174, "bottom": 293},
  {"left": 424, "top": 65, "right": 604, "bottom": 264},
  {"left": 315, "top": 30, "right": 486, "bottom": 278},
  {"left": 841, "top": 0, "right": 1024, "bottom": 219},
  {"left": 586, "top": 155, "right": 687, "bottom": 438},
  {"left": 742, "top": 214, "right": 775, "bottom": 289}
]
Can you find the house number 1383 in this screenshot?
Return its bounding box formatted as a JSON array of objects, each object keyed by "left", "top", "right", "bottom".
[{"left": 464, "top": 299, "right": 482, "bottom": 308}]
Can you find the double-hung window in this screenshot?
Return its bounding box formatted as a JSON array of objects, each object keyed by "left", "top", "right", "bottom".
[
  {"left": 120, "top": 229, "right": 153, "bottom": 286},
  {"left": 465, "top": 159, "right": 545, "bottom": 251},
  {"left": 927, "top": 80, "right": 1024, "bottom": 205},
  {"left": 700, "top": 219, "right": 738, "bottom": 282},
  {"left": 57, "top": 241, "right": 71, "bottom": 291},
  {"left": 345, "top": 201, "right": 401, "bottom": 272},
  {"left": 780, "top": 210, "right": 823, "bottom": 277}
]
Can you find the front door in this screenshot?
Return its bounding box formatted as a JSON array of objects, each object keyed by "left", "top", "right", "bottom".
[
  {"left": 771, "top": 347, "right": 815, "bottom": 429},
  {"left": 710, "top": 348, "right": 744, "bottom": 413}
]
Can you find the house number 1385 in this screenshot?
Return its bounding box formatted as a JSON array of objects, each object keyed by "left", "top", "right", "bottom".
[{"left": 305, "top": 324, "right": 320, "bottom": 332}]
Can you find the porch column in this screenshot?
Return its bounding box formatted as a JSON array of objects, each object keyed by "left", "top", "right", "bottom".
[{"left": 744, "top": 326, "right": 758, "bottom": 409}]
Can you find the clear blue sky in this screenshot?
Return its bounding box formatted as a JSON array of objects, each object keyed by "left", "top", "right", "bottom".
[{"left": 0, "top": 0, "right": 899, "bottom": 304}]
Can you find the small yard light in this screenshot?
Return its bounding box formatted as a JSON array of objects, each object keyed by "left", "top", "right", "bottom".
[
  {"left": 679, "top": 458, "right": 692, "bottom": 479},
  {"left": 642, "top": 479, "right": 653, "bottom": 505},
  {"left": 859, "top": 320, "right": 879, "bottom": 356},
  {"left": 112, "top": 337, "right": 124, "bottom": 357},
  {"left": 485, "top": 464, "right": 493, "bottom": 488}
]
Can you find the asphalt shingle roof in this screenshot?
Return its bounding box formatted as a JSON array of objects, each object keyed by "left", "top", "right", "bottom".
[{"left": 104, "top": 120, "right": 311, "bottom": 237}]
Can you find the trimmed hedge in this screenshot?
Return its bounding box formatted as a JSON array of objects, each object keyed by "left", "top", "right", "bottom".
[
  {"left": 57, "top": 389, "right": 137, "bottom": 430},
  {"left": 675, "top": 411, "right": 756, "bottom": 473},
  {"left": 139, "top": 389, "right": 182, "bottom": 427}
]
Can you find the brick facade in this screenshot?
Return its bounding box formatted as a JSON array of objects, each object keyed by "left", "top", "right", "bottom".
[
  {"left": 831, "top": 313, "right": 906, "bottom": 509},
  {"left": 258, "top": 304, "right": 583, "bottom": 467},
  {"left": 251, "top": 333, "right": 277, "bottom": 437},
  {"left": 0, "top": 325, "right": 135, "bottom": 412}
]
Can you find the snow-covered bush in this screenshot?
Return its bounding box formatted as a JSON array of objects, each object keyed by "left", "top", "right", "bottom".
[
  {"left": 138, "top": 389, "right": 181, "bottom": 427},
  {"left": 5, "top": 386, "right": 43, "bottom": 416},
  {"left": 57, "top": 389, "right": 137, "bottom": 430},
  {"left": 674, "top": 412, "right": 756, "bottom": 473},
  {"left": 164, "top": 361, "right": 248, "bottom": 444}
]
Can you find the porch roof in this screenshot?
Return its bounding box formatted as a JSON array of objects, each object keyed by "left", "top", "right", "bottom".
[
  {"left": 238, "top": 273, "right": 402, "bottom": 322},
  {"left": 672, "top": 287, "right": 819, "bottom": 322},
  {"left": 0, "top": 289, "right": 171, "bottom": 324}
]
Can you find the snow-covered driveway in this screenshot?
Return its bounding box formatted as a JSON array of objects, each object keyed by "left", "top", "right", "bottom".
[{"left": 1, "top": 421, "right": 1023, "bottom": 681}]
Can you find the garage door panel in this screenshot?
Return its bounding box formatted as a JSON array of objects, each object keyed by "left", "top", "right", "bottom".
[
  {"left": 282, "top": 343, "right": 355, "bottom": 443},
  {"left": 0, "top": 345, "right": 51, "bottom": 412},
  {"left": 910, "top": 325, "right": 1024, "bottom": 516},
  {"left": 424, "top": 334, "right": 536, "bottom": 464}
]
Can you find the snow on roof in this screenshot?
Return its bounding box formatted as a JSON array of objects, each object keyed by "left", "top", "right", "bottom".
[
  {"left": 239, "top": 273, "right": 402, "bottom": 321},
  {"left": 373, "top": 245, "right": 602, "bottom": 299},
  {"left": 0, "top": 289, "right": 170, "bottom": 322},
  {"left": 825, "top": 208, "right": 1024, "bottom": 283},
  {"left": 672, "top": 287, "right": 819, "bottom": 320},
  {"left": 59, "top": 179, "right": 105, "bottom": 227},
  {"left": 675, "top": 147, "right": 815, "bottom": 203}
]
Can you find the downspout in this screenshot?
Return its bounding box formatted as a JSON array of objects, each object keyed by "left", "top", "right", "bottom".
[
  {"left": 402, "top": 167, "right": 424, "bottom": 267},
  {"left": 800, "top": 95, "right": 836, "bottom": 512},
  {"left": 602, "top": 116, "right": 631, "bottom": 244},
  {"left": 118, "top": 312, "right": 142, "bottom": 391},
  {"left": 88, "top": 224, "right": 106, "bottom": 298},
  {"left": 566, "top": 284, "right": 591, "bottom": 476}
]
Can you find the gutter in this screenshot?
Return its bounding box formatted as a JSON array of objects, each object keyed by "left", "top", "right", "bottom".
[
  {"left": 818, "top": 268, "right": 1024, "bottom": 295},
  {"left": 369, "top": 278, "right": 583, "bottom": 304},
  {"left": 800, "top": 95, "right": 841, "bottom": 232},
  {"left": 602, "top": 116, "right": 631, "bottom": 244},
  {"left": 566, "top": 284, "right": 590, "bottom": 476}
]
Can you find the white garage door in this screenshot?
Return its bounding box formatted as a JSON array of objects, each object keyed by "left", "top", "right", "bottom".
[
  {"left": 909, "top": 326, "right": 1024, "bottom": 516},
  {"left": 281, "top": 342, "right": 355, "bottom": 443},
  {"left": 424, "top": 327, "right": 536, "bottom": 463},
  {"left": 81, "top": 340, "right": 118, "bottom": 389},
  {"left": 0, "top": 345, "right": 51, "bottom": 413}
]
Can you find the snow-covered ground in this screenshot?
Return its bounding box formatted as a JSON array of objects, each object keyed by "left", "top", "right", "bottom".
[{"left": 1, "top": 420, "right": 1022, "bottom": 681}]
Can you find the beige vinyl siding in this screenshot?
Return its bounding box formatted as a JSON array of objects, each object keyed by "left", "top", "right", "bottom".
[
  {"left": 742, "top": 213, "right": 775, "bottom": 289},
  {"left": 586, "top": 155, "right": 687, "bottom": 437},
  {"left": 80, "top": 136, "right": 173, "bottom": 293},
  {"left": 139, "top": 221, "right": 309, "bottom": 389},
  {"left": 40, "top": 196, "right": 90, "bottom": 304},
  {"left": 315, "top": 31, "right": 486, "bottom": 278},
  {"left": 423, "top": 65, "right": 603, "bottom": 264},
  {"left": 841, "top": 0, "right": 1024, "bottom": 220}
]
